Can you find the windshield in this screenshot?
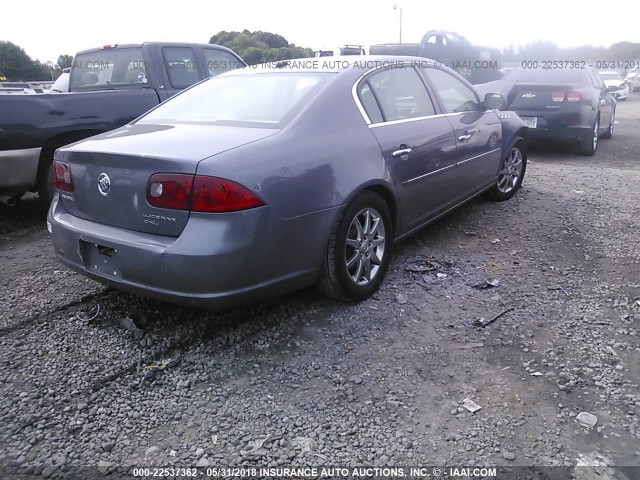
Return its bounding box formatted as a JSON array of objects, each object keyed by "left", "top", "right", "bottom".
[
  {"left": 506, "top": 68, "right": 588, "bottom": 85},
  {"left": 70, "top": 48, "right": 147, "bottom": 90},
  {"left": 137, "top": 72, "right": 332, "bottom": 127},
  {"left": 598, "top": 72, "right": 621, "bottom": 80}
]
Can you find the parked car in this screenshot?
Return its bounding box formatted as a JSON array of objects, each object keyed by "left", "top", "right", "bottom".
[
  {"left": 476, "top": 67, "right": 615, "bottom": 156},
  {"left": 0, "top": 42, "right": 245, "bottom": 208},
  {"left": 624, "top": 67, "right": 640, "bottom": 93},
  {"left": 0, "top": 82, "right": 38, "bottom": 94},
  {"left": 314, "top": 45, "right": 365, "bottom": 57},
  {"left": 598, "top": 71, "right": 629, "bottom": 100},
  {"left": 50, "top": 68, "right": 70, "bottom": 93},
  {"left": 369, "top": 30, "right": 502, "bottom": 84},
  {"left": 48, "top": 56, "right": 528, "bottom": 311}
]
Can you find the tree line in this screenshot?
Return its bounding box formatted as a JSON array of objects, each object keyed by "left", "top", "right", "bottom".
[
  {"left": 0, "top": 41, "right": 71, "bottom": 81},
  {"left": 209, "top": 30, "right": 313, "bottom": 65}
]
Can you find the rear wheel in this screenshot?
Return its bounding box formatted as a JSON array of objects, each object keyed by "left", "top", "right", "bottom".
[
  {"left": 579, "top": 115, "right": 599, "bottom": 156},
  {"left": 486, "top": 142, "right": 527, "bottom": 202},
  {"left": 318, "top": 191, "right": 392, "bottom": 302}
]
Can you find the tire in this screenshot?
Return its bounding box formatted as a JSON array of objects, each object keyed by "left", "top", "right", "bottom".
[
  {"left": 318, "top": 191, "right": 393, "bottom": 302},
  {"left": 579, "top": 115, "right": 599, "bottom": 156},
  {"left": 486, "top": 141, "right": 527, "bottom": 202},
  {"left": 602, "top": 109, "right": 615, "bottom": 139}
]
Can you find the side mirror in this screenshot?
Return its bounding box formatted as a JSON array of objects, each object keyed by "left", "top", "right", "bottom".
[{"left": 484, "top": 92, "right": 505, "bottom": 109}]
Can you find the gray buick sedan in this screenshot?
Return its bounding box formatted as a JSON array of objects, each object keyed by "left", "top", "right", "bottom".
[{"left": 48, "top": 56, "right": 528, "bottom": 310}]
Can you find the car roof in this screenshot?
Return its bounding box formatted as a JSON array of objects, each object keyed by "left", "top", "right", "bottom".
[
  {"left": 220, "top": 55, "right": 442, "bottom": 76},
  {"left": 75, "top": 42, "right": 234, "bottom": 55}
]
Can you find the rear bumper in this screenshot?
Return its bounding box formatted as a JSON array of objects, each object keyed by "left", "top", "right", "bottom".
[
  {"left": 48, "top": 195, "right": 340, "bottom": 311},
  {"left": 0, "top": 147, "right": 41, "bottom": 191},
  {"left": 525, "top": 125, "right": 592, "bottom": 144},
  {"left": 514, "top": 109, "right": 594, "bottom": 144}
]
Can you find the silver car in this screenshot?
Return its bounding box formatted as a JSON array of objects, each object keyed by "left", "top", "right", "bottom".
[{"left": 48, "top": 57, "right": 528, "bottom": 310}]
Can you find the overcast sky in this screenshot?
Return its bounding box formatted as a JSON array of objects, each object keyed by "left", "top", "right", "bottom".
[{"left": 5, "top": 0, "right": 639, "bottom": 62}]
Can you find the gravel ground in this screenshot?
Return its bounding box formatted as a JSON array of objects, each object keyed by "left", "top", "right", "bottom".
[{"left": 1, "top": 96, "right": 639, "bottom": 480}]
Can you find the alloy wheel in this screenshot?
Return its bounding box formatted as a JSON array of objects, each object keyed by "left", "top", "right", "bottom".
[
  {"left": 593, "top": 119, "right": 599, "bottom": 151},
  {"left": 345, "top": 208, "right": 386, "bottom": 286},
  {"left": 497, "top": 147, "right": 524, "bottom": 194}
]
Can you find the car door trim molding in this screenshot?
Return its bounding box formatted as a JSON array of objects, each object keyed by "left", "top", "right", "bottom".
[
  {"left": 401, "top": 148, "right": 501, "bottom": 186},
  {"left": 401, "top": 163, "right": 456, "bottom": 185},
  {"left": 457, "top": 148, "right": 501, "bottom": 166}
]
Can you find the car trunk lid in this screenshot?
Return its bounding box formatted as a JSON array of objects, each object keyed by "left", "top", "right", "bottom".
[
  {"left": 506, "top": 83, "right": 582, "bottom": 111},
  {"left": 56, "top": 123, "right": 278, "bottom": 236}
]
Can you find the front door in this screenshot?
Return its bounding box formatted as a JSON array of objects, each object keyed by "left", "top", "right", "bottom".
[
  {"left": 421, "top": 66, "right": 503, "bottom": 199},
  {"left": 356, "top": 66, "right": 459, "bottom": 233}
]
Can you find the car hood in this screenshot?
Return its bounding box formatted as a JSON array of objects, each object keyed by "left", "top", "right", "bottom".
[{"left": 62, "top": 123, "right": 280, "bottom": 162}]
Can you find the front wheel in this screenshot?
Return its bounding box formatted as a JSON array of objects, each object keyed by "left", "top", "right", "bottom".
[
  {"left": 486, "top": 142, "right": 527, "bottom": 202},
  {"left": 318, "top": 191, "right": 393, "bottom": 302},
  {"left": 602, "top": 109, "right": 615, "bottom": 139}
]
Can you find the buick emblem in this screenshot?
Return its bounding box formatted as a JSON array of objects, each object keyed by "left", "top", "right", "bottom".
[{"left": 97, "top": 173, "right": 111, "bottom": 196}]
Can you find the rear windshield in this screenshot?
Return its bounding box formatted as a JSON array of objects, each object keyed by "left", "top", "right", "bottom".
[
  {"left": 70, "top": 48, "right": 147, "bottom": 90},
  {"left": 137, "top": 72, "right": 332, "bottom": 128},
  {"left": 507, "top": 68, "right": 588, "bottom": 85}
]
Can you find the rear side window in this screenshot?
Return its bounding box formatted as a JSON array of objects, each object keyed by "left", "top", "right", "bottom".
[
  {"left": 590, "top": 70, "right": 605, "bottom": 89},
  {"left": 357, "top": 81, "right": 384, "bottom": 123},
  {"left": 202, "top": 49, "right": 244, "bottom": 76},
  {"left": 423, "top": 67, "right": 478, "bottom": 113},
  {"left": 70, "top": 48, "right": 147, "bottom": 90},
  {"left": 365, "top": 67, "right": 436, "bottom": 122},
  {"left": 163, "top": 47, "right": 200, "bottom": 89}
]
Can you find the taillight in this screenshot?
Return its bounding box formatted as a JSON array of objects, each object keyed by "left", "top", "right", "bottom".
[
  {"left": 146, "top": 174, "right": 263, "bottom": 212},
  {"left": 191, "top": 176, "right": 264, "bottom": 212},
  {"left": 565, "top": 90, "right": 583, "bottom": 103},
  {"left": 147, "top": 173, "right": 193, "bottom": 210},
  {"left": 52, "top": 160, "right": 74, "bottom": 192},
  {"left": 550, "top": 90, "right": 583, "bottom": 103}
]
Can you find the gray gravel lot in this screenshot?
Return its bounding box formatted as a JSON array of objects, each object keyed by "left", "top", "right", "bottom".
[{"left": 1, "top": 96, "right": 639, "bottom": 479}]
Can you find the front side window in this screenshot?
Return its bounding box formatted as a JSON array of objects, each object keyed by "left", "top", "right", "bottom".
[
  {"left": 137, "top": 72, "right": 331, "bottom": 127},
  {"left": 364, "top": 67, "right": 436, "bottom": 122},
  {"left": 423, "top": 67, "right": 479, "bottom": 113},
  {"left": 163, "top": 47, "right": 200, "bottom": 89}
]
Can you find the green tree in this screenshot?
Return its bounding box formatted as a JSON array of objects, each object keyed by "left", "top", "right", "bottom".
[
  {"left": 0, "top": 41, "right": 51, "bottom": 80},
  {"left": 57, "top": 54, "right": 73, "bottom": 69},
  {"left": 208, "top": 30, "right": 312, "bottom": 65}
]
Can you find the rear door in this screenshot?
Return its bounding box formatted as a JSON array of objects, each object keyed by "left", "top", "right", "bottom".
[
  {"left": 161, "top": 46, "right": 203, "bottom": 98},
  {"left": 356, "top": 66, "right": 458, "bottom": 233},
  {"left": 589, "top": 69, "right": 614, "bottom": 131},
  {"left": 422, "top": 66, "right": 502, "bottom": 198}
]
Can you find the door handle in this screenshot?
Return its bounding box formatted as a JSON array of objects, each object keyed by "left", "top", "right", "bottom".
[
  {"left": 458, "top": 128, "right": 478, "bottom": 142},
  {"left": 392, "top": 147, "right": 412, "bottom": 157}
]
